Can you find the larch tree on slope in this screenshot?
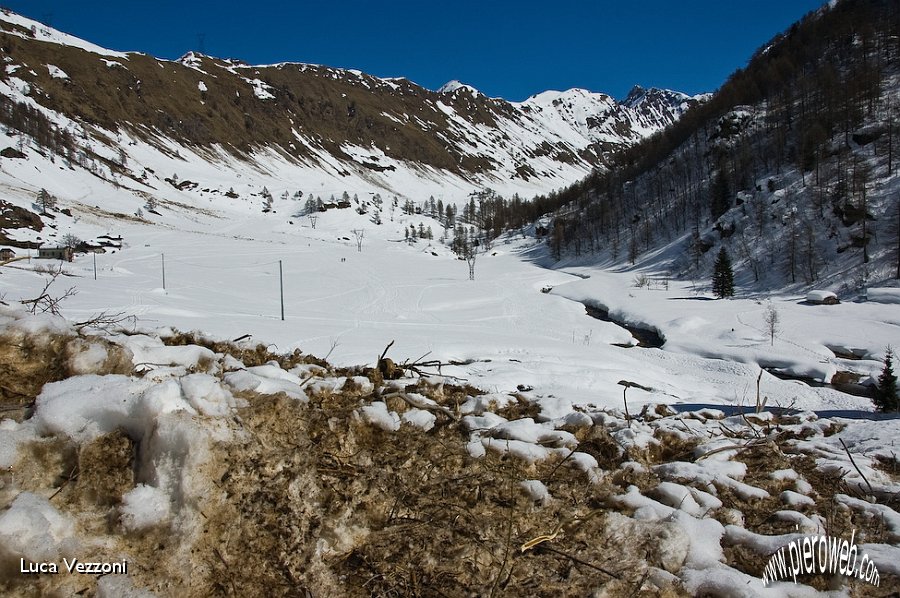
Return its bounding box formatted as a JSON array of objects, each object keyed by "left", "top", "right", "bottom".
[{"left": 37, "top": 188, "right": 56, "bottom": 214}]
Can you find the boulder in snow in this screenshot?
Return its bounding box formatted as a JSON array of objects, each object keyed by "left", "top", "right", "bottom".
[{"left": 805, "top": 290, "right": 839, "bottom": 305}]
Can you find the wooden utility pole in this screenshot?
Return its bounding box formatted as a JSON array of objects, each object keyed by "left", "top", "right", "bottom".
[
  {"left": 279, "top": 260, "right": 284, "bottom": 321},
  {"left": 161, "top": 253, "right": 166, "bottom": 290}
]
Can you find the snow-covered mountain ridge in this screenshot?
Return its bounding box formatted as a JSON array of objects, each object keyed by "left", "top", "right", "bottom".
[{"left": 0, "top": 8, "right": 702, "bottom": 208}]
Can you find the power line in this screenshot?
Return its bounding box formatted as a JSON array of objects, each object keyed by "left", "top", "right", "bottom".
[{"left": 165, "top": 256, "right": 280, "bottom": 270}]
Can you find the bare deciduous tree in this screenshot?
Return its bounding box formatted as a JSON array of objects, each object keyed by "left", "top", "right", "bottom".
[{"left": 61, "top": 233, "right": 81, "bottom": 250}]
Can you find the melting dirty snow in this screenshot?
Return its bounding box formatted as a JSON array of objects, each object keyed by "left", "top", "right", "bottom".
[{"left": 0, "top": 306, "right": 898, "bottom": 596}]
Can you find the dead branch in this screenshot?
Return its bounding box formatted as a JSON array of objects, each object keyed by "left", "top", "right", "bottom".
[
  {"left": 718, "top": 421, "right": 741, "bottom": 438},
  {"left": 739, "top": 410, "right": 763, "bottom": 440},
  {"left": 409, "top": 350, "right": 432, "bottom": 365},
  {"left": 618, "top": 381, "right": 633, "bottom": 427},
  {"left": 298, "top": 372, "right": 318, "bottom": 390},
  {"left": 132, "top": 362, "right": 181, "bottom": 372},
  {"left": 380, "top": 351, "right": 479, "bottom": 381},
  {"left": 379, "top": 340, "right": 395, "bottom": 364},
  {"left": 401, "top": 357, "right": 475, "bottom": 380},
  {"left": 74, "top": 310, "right": 135, "bottom": 332},
  {"left": 48, "top": 464, "right": 79, "bottom": 501},
  {"left": 840, "top": 438, "right": 874, "bottom": 499},
  {"left": 544, "top": 446, "right": 580, "bottom": 484},
  {"left": 323, "top": 338, "right": 340, "bottom": 362},
  {"left": 20, "top": 286, "right": 77, "bottom": 315},
  {"left": 489, "top": 481, "right": 515, "bottom": 598},
  {"left": 694, "top": 442, "right": 757, "bottom": 461},
  {"left": 20, "top": 265, "right": 78, "bottom": 315},
  {"left": 538, "top": 545, "right": 621, "bottom": 579}
]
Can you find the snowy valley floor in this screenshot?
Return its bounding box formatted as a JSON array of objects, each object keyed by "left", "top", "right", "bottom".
[
  {"left": 1, "top": 206, "right": 896, "bottom": 415},
  {"left": 0, "top": 211, "right": 899, "bottom": 596}
]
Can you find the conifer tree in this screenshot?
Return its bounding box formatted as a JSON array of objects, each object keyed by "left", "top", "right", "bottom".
[
  {"left": 710, "top": 167, "right": 730, "bottom": 221},
  {"left": 712, "top": 247, "right": 735, "bottom": 298},
  {"left": 37, "top": 188, "right": 56, "bottom": 214},
  {"left": 874, "top": 346, "right": 898, "bottom": 412}
]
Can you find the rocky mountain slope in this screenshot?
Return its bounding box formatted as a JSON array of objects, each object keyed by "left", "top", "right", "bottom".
[{"left": 0, "top": 8, "right": 699, "bottom": 209}]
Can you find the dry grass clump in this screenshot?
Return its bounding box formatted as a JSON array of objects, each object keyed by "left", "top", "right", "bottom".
[
  {"left": 0, "top": 437, "right": 77, "bottom": 506},
  {"left": 713, "top": 441, "right": 900, "bottom": 592},
  {"left": 0, "top": 328, "right": 132, "bottom": 420},
  {"left": 182, "top": 385, "right": 685, "bottom": 597},
  {"left": 873, "top": 454, "right": 899, "bottom": 481},
  {"left": 0, "top": 329, "right": 71, "bottom": 410},
  {"left": 569, "top": 425, "right": 628, "bottom": 472},
  {"left": 643, "top": 430, "right": 701, "bottom": 466},
  {"left": 162, "top": 330, "right": 328, "bottom": 369},
  {"left": 74, "top": 430, "right": 134, "bottom": 510},
  {"left": 495, "top": 394, "right": 543, "bottom": 421}
]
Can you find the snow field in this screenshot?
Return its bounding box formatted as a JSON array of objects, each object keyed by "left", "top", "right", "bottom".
[{"left": 2, "top": 199, "right": 892, "bottom": 421}]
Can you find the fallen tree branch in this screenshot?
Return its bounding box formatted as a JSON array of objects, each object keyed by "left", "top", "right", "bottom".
[
  {"left": 401, "top": 359, "right": 472, "bottom": 380},
  {"left": 75, "top": 310, "right": 135, "bottom": 332}
]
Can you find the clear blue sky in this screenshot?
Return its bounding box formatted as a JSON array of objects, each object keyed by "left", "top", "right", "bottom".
[{"left": 6, "top": 0, "right": 825, "bottom": 101}]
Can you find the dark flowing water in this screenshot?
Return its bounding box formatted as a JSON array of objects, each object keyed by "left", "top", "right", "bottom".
[{"left": 584, "top": 304, "right": 665, "bottom": 348}]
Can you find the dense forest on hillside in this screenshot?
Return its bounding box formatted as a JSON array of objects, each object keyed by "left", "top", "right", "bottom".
[
  {"left": 2, "top": 1, "right": 898, "bottom": 291},
  {"left": 534, "top": 0, "right": 900, "bottom": 290}
]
